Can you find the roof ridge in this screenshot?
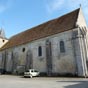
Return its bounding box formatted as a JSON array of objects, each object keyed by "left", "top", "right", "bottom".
[
  {"left": 0, "top": 8, "right": 80, "bottom": 51},
  {"left": 10, "top": 8, "right": 80, "bottom": 39}
]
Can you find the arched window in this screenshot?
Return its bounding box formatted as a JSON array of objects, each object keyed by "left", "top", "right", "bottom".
[
  {"left": 60, "top": 41, "right": 65, "bottom": 53},
  {"left": 22, "top": 48, "right": 25, "bottom": 52},
  {"left": 38, "top": 46, "right": 42, "bottom": 56},
  {"left": 2, "top": 40, "right": 5, "bottom": 42}
]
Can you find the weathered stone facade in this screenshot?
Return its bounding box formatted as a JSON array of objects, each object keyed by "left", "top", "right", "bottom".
[{"left": 0, "top": 8, "right": 88, "bottom": 77}]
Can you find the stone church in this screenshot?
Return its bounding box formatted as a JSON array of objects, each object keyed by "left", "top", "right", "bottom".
[{"left": 0, "top": 8, "right": 88, "bottom": 77}]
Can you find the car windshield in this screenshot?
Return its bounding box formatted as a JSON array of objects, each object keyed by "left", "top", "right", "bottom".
[
  {"left": 34, "top": 70, "right": 38, "bottom": 72},
  {"left": 25, "top": 70, "right": 29, "bottom": 72}
]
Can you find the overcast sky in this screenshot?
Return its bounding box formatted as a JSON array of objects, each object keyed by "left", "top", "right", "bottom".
[{"left": 0, "top": 0, "right": 88, "bottom": 38}]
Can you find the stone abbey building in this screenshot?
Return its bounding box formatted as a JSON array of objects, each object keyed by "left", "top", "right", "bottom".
[{"left": 0, "top": 8, "right": 88, "bottom": 77}]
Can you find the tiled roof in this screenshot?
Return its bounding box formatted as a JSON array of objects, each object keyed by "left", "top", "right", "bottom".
[{"left": 0, "top": 8, "right": 80, "bottom": 51}]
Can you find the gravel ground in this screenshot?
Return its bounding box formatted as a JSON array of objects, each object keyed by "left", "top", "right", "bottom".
[{"left": 0, "top": 75, "right": 88, "bottom": 88}]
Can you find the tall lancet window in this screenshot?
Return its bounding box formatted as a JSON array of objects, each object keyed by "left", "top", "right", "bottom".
[
  {"left": 60, "top": 41, "right": 65, "bottom": 53},
  {"left": 38, "top": 46, "right": 42, "bottom": 56}
]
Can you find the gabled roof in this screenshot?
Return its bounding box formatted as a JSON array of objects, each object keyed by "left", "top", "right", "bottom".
[{"left": 0, "top": 8, "right": 80, "bottom": 51}]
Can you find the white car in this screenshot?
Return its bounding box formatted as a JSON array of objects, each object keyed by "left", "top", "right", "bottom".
[{"left": 24, "top": 69, "right": 40, "bottom": 78}]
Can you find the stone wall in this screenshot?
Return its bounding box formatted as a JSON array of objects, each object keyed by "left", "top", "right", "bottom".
[{"left": 0, "top": 29, "right": 78, "bottom": 75}]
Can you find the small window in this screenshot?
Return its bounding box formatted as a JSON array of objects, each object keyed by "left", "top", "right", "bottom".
[
  {"left": 73, "top": 30, "right": 78, "bottom": 38},
  {"left": 84, "top": 27, "right": 87, "bottom": 30},
  {"left": 60, "top": 41, "right": 65, "bottom": 53},
  {"left": 2, "top": 40, "right": 5, "bottom": 42},
  {"left": 38, "top": 46, "right": 42, "bottom": 56},
  {"left": 22, "top": 48, "right": 25, "bottom": 52},
  {"left": 84, "top": 27, "right": 87, "bottom": 34},
  {"left": 26, "top": 70, "right": 29, "bottom": 72},
  {"left": 34, "top": 70, "right": 38, "bottom": 72}
]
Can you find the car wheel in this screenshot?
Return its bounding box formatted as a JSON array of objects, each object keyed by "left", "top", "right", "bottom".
[
  {"left": 30, "top": 75, "right": 32, "bottom": 78},
  {"left": 24, "top": 76, "right": 27, "bottom": 78}
]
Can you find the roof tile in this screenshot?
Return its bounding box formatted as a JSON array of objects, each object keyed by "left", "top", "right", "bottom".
[{"left": 0, "top": 8, "right": 80, "bottom": 50}]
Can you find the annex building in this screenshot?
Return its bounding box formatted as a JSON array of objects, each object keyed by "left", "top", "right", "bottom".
[{"left": 0, "top": 8, "right": 88, "bottom": 77}]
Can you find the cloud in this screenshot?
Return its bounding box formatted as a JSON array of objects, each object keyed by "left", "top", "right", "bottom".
[
  {"left": 46, "top": 0, "right": 88, "bottom": 24},
  {"left": 46, "top": 0, "right": 88, "bottom": 13},
  {"left": 81, "top": 0, "right": 88, "bottom": 17},
  {"left": 83, "top": 7, "right": 88, "bottom": 24},
  {"left": 0, "top": 5, "right": 7, "bottom": 13},
  {"left": 84, "top": 7, "right": 88, "bottom": 16},
  {"left": 46, "top": 0, "right": 64, "bottom": 13},
  {"left": 0, "top": 0, "right": 13, "bottom": 13}
]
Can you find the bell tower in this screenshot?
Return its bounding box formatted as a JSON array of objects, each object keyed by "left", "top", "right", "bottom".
[
  {"left": 0, "top": 28, "right": 5, "bottom": 38},
  {"left": 0, "top": 28, "right": 8, "bottom": 48}
]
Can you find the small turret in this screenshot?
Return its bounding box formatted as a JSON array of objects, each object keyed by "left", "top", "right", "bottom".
[
  {"left": 0, "top": 28, "right": 8, "bottom": 48},
  {"left": 0, "top": 28, "right": 5, "bottom": 38}
]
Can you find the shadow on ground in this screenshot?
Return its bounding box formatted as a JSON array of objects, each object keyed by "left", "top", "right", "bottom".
[{"left": 57, "top": 81, "right": 88, "bottom": 88}]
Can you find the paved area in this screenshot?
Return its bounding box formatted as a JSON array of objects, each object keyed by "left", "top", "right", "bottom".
[{"left": 0, "top": 75, "right": 88, "bottom": 88}]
